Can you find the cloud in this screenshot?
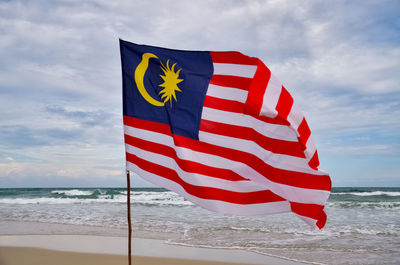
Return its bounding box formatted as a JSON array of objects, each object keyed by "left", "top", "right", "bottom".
[
  {"left": 0, "top": 0, "right": 399, "bottom": 186},
  {"left": 45, "top": 105, "right": 112, "bottom": 126}
]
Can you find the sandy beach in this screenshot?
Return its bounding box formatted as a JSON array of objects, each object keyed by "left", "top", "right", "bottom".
[
  {"left": 0, "top": 234, "right": 304, "bottom": 265},
  {"left": 0, "top": 247, "right": 264, "bottom": 265},
  {"left": 2, "top": 247, "right": 234, "bottom": 265},
  {"left": 1, "top": 188, "right": 399, "bottom": 265}
]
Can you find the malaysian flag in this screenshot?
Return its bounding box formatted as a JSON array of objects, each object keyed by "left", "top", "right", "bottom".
[{"left": 120, "top": 39, "right": 331, "bottom": 229}]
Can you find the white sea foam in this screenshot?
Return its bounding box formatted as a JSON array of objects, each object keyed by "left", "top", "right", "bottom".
[
  {"left": 165, "top": 240, "right": 326, "bottom": 265},
  {"left": 0, "top": 197, "right": 85, "bottom": 204},
  {"left": 282, "top": 225, "right": 400, "bottom": 237},
  {"left": 1, "top": 187, "right": 399, "bottom": 265},
  {"left": 132, "top": 191, "right": 194, "bottom": 206},
  {"left": 0, "top": 191, "right": 193, "bottom": 206},
  {"left": 332, "top": 191, "right": 400, "bottom": 196},
  {"left": 326, "top": 201, "right": 400, "bottom": 209},
  {"left": 51, "top": 189, "right": 94, "bottom": 196},
  {"left": 0, "top": 196, "right": 126, "bottom": 204}
]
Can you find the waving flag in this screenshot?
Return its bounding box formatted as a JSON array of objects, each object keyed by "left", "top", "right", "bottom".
[{"left": 120, "top": 39, "right": 331, "bottom": 229}]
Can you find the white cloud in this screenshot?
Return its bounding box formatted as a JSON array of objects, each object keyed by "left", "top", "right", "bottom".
[
  {"left": 0, "top": 0, "right": 399, "bottom": 186},
  {"left": 321, "top": 143, "right": 400, "bottom": 156}
]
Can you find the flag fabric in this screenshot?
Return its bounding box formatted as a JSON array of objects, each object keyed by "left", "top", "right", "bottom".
[{"left": 120, "top": 39, "right": 331, "bottom": 229}]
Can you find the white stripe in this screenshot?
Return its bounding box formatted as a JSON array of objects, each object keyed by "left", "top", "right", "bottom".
[
  {"left": 127, "top": 162, "right": 292, "bottom": 216},
  {"left": 296, "top": 215, "right": 319, "bottom": 229},
  {"left": 304, "top": 137, "right": 317, "bottom": 160},
  {"left": 287, "top": 103, "right": 303, "bottom": 133},
  {"left": 124, "top": 125, "right": 319, "bottom": 176},
  {"left": 124, "top": 125, "right": 330, "bottom": 205},
  {"left": 286, "top": 104, "right": 319, "bottom": 164},
  {"left": 206, "top": 84, "right": 248, "bottom": 103},
  {"left": 260, "top": 73, "right": 282, "bottom": 118},
  {"left": 125, "top": 143, "right": 267, "bottom": 193},
  {"left": 198, "top": 131, "right": 323, "bottom": 175},
  {"left": 201, "top": 107, "right": 298, "bottom": 142},
  {"left": 213, "top": 63, "right": 257, "bottom": 78}
]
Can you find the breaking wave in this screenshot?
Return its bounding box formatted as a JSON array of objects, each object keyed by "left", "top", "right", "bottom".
[{"left": 331, "top": 191, "right": 400, "bottom": 197}]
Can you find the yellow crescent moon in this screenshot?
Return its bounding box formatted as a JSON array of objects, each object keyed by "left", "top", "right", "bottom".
[{"left": 134, "top": 53, "right": 165, "bottom": 107}]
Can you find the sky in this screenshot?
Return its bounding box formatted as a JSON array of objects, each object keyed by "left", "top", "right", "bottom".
[{"left": 0, "top": 0, "right": 399, "bottom": 188}]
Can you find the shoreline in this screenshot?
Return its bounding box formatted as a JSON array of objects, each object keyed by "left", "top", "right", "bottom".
[
  {"left": 0, "top": 247, "right": 260, "bottom": 265},
  {"left": 0, "top": 220, "right": 311, "bottom": 264},
  {"left": 0, "top": 234, "right": 306, "bottom": 265},
  {"left": 1, "top": 188, "right": 399, "bottom": 265}
]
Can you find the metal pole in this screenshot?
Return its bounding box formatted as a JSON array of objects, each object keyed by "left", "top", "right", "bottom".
[{"left": 126, "top": 170, "right": 132, "bottom": 265}]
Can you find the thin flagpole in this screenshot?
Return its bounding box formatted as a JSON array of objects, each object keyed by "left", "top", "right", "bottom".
[{"left": 126, "top": 170, "right": 132, "bottom": 265}]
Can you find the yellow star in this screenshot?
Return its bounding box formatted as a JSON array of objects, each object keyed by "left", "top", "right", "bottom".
[{"left": 158, "top": 60, "right": 183, "bottom": 107}]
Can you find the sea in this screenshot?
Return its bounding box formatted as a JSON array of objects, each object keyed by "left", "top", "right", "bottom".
[{"left": 0, "top": 187, "right": 399, "bottom": 265}]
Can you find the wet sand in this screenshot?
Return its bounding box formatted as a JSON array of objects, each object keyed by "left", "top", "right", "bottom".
[
  {"left": 0, "top": 247, "right": 261, "bottom": 265},
  {"left": 0, "top": 235, "right": 305, "bottom": 265}
]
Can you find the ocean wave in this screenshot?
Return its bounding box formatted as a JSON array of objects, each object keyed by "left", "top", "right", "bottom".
[
  {"left": 331, "top": 191, "right": 400, "bottom": 196},
  {"left": 229, "top": 224, "right": 400, "bottom": 237},
  {"left": 230, "top": 226, "right": 274, "bottom": 233},
  {"left": 165, "top": 240, "right": 326, "bottom": 265},
  {"left": 132, "top": 191, "right": 193, "bottom": 206},
  {"left": 51, "top": 189, "right": 94, "bottom": 196},
  {"left": 0, "top": 196, "right": 127, "bottom": 204},
  {"left": 283, "top": 226, "right": 400, "bottom": 237},
  {"left": 327, "top": 201, "right": 400, "bottom": 209},
  {"left": 0, "top": 191, "right": 193, "bottom": 206}
]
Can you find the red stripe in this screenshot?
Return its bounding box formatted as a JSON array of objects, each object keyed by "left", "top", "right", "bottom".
[
  {"left": 290, "top": 202, "right": 327, "bottom": 229},
  {"left": 244, "top": 60, "right": 271, "bottom": 117},
  {"left": 124, "top": 116, "right": 331, "bottom": 191},
  {"left": 124, "top": 115, "right": 171, "bottom": 135},
  {"left": 204, "top": 96, "right": 245, "bottom": 113},
  {"left": 308, "top": 151, "right": 320, "bottom": 170},
  {"left": 125, "top": 134, "right": 247, "bottom": 181},
  {"left": 128, "top": 151, "right": 325, "bottom": 226},
  {"left": 297, "top": 118, "right": 311, "bottom": 150},
  {"left": 173, "top": 134, "right": 330, "bottom": 191},
  {"left": 275, "top": 86, "right": 293, "bottom": 120},
  {"left": 316, "top": 210, "right": 327, "bottom": 229},
  {"left": 210, "top": 51, "right": 258, "bottom": 65},
  {"left": 256, "top": 113, "right": 290, "bottom": 126},
  {"left": 203, "top": 96, "right": 290, "bottom": 126},
  {"left": 126, "top": 152, "right": 285, "bottom": 204},
  {"left": 210, "top": 75, "right": 252, "bottom": 91},
  {"left": 200, "top": 119, "right": 306, "bottom": 158}
]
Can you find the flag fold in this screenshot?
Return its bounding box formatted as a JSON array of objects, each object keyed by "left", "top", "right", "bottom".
[{"left": 120, "top": 39, "right": 331, "bottom": 229}]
